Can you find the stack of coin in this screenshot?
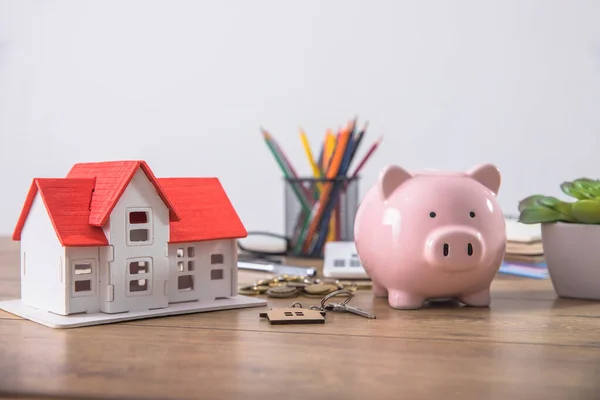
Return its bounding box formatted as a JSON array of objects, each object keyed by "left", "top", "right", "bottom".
[
  {"left": 265, "top": 286, "right": 299, "bottom": 298},
  {"left": 302, "top": 282, "right": 340, "bottom": 297},
  {"left": 238, "top": 275, "right": 370, "bottom": 298}
]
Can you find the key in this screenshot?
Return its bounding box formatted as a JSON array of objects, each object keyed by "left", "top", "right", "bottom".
[
  {"left": 324, "top": 303, "right": 376, "bottom": 319},
  {"left": 344, "top": 305, "right": 377, "bottom": 319}
]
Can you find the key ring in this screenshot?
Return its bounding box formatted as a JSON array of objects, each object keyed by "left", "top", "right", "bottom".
[
  {"left": 320, "top": 289, "right": 353, "bottom": 309},
  {"left": 290, "top": 302, "right": 303, "bottom": 308}
]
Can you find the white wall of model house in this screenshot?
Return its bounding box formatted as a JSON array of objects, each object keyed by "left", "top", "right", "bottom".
[
  {"left": 102, "top": 168, "right": 171, "bottom": 314},
  {"left": 20, "top": 193, "right": 66, "bottom": 315},
  {"left": 167, "top": 239, "right": 238, "bottom": 304}
]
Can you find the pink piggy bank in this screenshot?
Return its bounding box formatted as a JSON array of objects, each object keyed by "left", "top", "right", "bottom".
[{"left": 354, "top": 163, "right": 506, "bottom": 309}]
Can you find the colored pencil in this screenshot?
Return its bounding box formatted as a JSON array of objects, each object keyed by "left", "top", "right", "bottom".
[
  {"left": 311, "top": 124, "right": 358, "bottom": 254},
  {"left": 302, "top": 127, "right": 352, "bottom": 254},
  {"left": 349, "top": 136, "right": 383, "bottom": 179},
  {"left": 261, "top": 129, "right": 312, "bottom": 214},
  {"left": 320, "top": 130, "right": 336, "bottom": 243},
  {"left": 299, "top": 128, "right": 323, "bottom": 193},
  {"left": 333, "top": 119, "right": 358, "bottom": 240},
  {"left": 347, "top": 121, "right": 368, "bottom": 169},
  {"left": 264, "top": 128, "right": 314, "bottom": 203},
  {"left": 261, "top": 118, "right": 382, "bottom": 256}
]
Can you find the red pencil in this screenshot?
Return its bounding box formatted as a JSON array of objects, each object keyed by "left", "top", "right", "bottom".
[{"left": 349, "top": 136, "right": 383, "bottom": 179}]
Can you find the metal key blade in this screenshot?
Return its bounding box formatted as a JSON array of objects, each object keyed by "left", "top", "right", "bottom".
[{"left": 344, "top": 305, "right": 376, "bottom": 319}]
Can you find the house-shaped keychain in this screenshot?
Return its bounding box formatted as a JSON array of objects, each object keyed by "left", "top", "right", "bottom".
[{"left": 260, "top": 307, "right": 326, "bottom": 325}]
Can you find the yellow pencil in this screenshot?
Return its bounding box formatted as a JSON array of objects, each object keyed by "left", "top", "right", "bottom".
[
  {"left": 324, "top": 129, "right": 337, "bottom": 243},
  {"left": 299, "top": 128, "right": 323, "bottom": 193}
]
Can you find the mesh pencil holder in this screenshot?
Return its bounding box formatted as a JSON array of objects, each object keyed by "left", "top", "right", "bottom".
[{"left": 284, "top": 176, "right": 360, "bottom": 258}]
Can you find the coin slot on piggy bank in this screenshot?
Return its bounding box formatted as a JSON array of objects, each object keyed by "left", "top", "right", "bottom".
[{"left": 353, "top": 163, "right": 506, "bottom": 310}]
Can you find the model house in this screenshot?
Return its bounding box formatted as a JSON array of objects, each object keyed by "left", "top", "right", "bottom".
[{"left": 11, "top": 160, "right": 249, "bottom": 317}]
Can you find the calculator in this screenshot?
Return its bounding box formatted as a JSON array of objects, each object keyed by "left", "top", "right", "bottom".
[{"left": 322, "top": 241, "right": 370, "bottom": 280}]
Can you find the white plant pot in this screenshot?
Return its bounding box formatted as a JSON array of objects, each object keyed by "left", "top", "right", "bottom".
[{"left": 542, "top": 222, "right": 600, "bottom": 300}]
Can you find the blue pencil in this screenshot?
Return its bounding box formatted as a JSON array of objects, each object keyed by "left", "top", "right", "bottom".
[{"left": 309, "top": 128, "right": 358, "bottom": 255}]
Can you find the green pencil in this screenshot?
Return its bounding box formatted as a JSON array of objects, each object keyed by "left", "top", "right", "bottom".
[{"left": 261, "top": 129, "right": 312, "bottom": 215}]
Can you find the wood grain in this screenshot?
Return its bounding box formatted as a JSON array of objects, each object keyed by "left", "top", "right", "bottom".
[{"left": 1, "top": 237, "right": 599, "bottom": 400}]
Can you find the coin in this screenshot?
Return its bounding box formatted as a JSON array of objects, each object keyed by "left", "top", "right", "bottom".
[
  {"left": 339, "top": 281, "right": 372, "bottom": 290},
  {"left": 266, "top": 286, "right": 299, "bottom": 298},
  {"left": 286, "top": 282, "right": 308, "bottom": 288},
  {"left": 301, "top": 292, "right": 328, "bottom": 298},
  {"left": 238, "top": 285, "right": 260, "bottom": 295},
  {"left": 303, "top": 283, "right": 339, "bottom": 295},
  {"left": 255, "top": 285, "right": 270, "bottom": 293},
  {"left": 239, "top": 289, "right": 260, "bottom": 295}
]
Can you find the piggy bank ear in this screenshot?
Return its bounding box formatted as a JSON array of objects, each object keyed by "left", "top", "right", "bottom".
[
  {"left": 378, "top": 165, "right": 413, "bottom": 200},
  {"left": 466, "top": 163, "right": 501, "bottom": 195}
]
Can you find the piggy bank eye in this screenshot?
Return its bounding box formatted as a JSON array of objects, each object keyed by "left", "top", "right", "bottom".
[
  {"left": 429, "top": 212, "right": 436, "bottom": 218},
  {"left": 470, "top": 211, "right": 476, "bottom": 218}
]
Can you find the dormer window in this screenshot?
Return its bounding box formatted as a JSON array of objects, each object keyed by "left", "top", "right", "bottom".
[{"left": 126, "top": 208, "right": 153, "bottom": 246}]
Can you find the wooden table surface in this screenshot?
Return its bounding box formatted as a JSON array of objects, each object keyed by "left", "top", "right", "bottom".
[{"left": 1, "top": 238, "right": 599, "bottom": 400}]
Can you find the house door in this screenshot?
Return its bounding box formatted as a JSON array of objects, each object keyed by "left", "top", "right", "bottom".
[
  {"left": 126, "top": 258, "right": 153, "bottom": 297},
  {"left": 208, "top": 253, "right": 231, "bottom": 299}
]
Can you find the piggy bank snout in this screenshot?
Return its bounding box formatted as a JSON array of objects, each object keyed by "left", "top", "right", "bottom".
[{"left": 426, "top": 226, "right": 484, "bottom": 271}]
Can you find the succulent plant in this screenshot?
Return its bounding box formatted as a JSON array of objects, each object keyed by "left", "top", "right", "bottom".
[{"left": 518, "top": 178, "right": 600, "bottom": 224}]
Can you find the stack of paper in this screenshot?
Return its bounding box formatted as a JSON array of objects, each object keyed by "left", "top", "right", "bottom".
[
  {"left": 504, "top": 219, "right": 544, "bottom": 263},
  {"left": 499, "top": 218, "right": 548, "bottom": 279}
]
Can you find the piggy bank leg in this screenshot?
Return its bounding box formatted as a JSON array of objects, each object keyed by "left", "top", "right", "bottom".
[
  {"left": 388, "top": 290, "right": 425, "bottom": 310},
  {"left": 372, "top": 281, "right": 388, "bottom": 298},
  {"left": 459, "top": 287, "right": 491, "bottom": 307}
]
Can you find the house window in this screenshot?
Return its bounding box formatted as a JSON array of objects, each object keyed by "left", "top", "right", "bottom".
[
  {"left": 126, "top": 258, "right": 152, "bottom": 296},
  {"left": 211, "top": 269, "right": 224, "bottom": 280},
  {"left": 284, "top": 311, "right": 304, "bottom": 316},
  {"left": 129, "top": 211, "right": 148, "bottom": 224},
  {"left": 130, "top": 279, "right": 148, "bottom": 292},
  {"left": 126, "top": 208, "right": 153, "bottom": 246},
  {"left": 178, "top": 275, "right": 194, "bottom": 291},
  {"left": 174, "top": 244, "right": 197, "bottom": 291},
  {"left": 211, "top": 254, "right": 224, "bottom": 264},
  {"left": 74, "top": 262, "right": 92, "bottom": 275},
  {"left": 75, "top": 280, "right": 92, "bottom": 292},
  {"left": 130, "top": 260, "right": 149, "bottom": 274},
  {"left": 71, "top": 258, "right": 95, "bottom": 297}
]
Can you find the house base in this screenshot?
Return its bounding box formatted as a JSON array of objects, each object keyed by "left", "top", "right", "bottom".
[{"left": 0, "top": 295, "right": 267, "bottom": 329}]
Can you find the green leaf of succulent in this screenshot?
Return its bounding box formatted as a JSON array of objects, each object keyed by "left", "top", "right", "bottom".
[
  {"left": 573, "top": 179, "right": 600, "bottom": 198},
  {"left": 518, "top": 195, "right": 546, "bottom": 212},
  {"left": 518, "top": 207, "right": 563, "bottom": 224},
  {"left": 572, "top": 181, "right": 597, "bottom": 199},
  {"left": 561, "top": 181, "right": 591, "bottom": 200},
  {"left": 537, "top": 196, "right": 560, "bottom": 207},
  {"left": 570, "top": 200, "right": 600, "bottom": 224},
  {"left": 551, "top": 201, "right": 577, "bottom": 222},
  {"left": 534, "top": 196, "right": 577, "bottom": 222},
  {"left": 573, "top": 177, "right": 598, "bottom": 183}
]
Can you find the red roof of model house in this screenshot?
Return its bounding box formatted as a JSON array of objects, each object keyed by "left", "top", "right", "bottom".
[
  {"left": 158, "top": 178, "right": 248, "bottom": 243},
  {"left": 13, "top": 178, "right": 109, "bottom": 247},
  {"left": 66, "top": 160, "right": 182, "bottom": 226},
  {"left": 12, "top": 161, "right": 247, "bottom": 246}
]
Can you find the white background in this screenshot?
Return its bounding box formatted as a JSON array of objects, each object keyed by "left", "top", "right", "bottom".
[{"left": 1, "top": 0, "right": 599, "bottom": 237}]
